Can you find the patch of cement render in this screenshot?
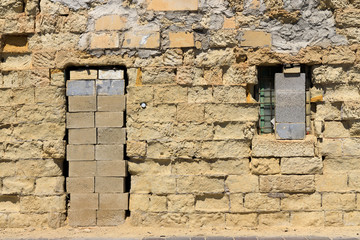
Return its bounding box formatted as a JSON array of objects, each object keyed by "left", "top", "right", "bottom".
[
  {"left": 49, "top": 0, "right": 105, "bottom": 10},
  {"left": 245, "top": 0, "right": 348, "bottom": 52}
]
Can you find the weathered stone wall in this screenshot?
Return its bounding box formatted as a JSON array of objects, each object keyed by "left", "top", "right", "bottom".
[{"left": 0, "top": 0, "right": 359, "bottom": 228}]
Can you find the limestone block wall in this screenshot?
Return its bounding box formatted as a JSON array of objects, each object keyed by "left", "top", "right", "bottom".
[{"left": 0, "top": 0, "right": 359, "bottom": 228}]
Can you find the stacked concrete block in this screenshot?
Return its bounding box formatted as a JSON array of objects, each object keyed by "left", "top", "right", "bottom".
[
  {"left": 275, "top": 73, "right": 306, "bottom": 140},
  {"left": 66, "top": 69, "right": 128, "bottom": 227}
]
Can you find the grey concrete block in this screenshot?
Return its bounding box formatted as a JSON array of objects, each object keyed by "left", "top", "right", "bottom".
[
  {"left": 99, "top": 69, "right": 124, "bottom": 80},
  {"left": 275, "top": 73, "right": 305, "bottom": 92},
  {"left": 276, "top": 91, "right": 305, "bottom": 123},
  {"left": 67, "top": 80, "right": 95, "bottom": 96},
  {"left": 276, "top": 123, "right": 306, "bottom": 140},
  {"left": 96, "top": 80, "right": 125, "bottom": 96}
]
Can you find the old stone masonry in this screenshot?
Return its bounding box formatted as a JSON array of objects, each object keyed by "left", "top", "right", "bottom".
[{"left": 0, "top": 0, "right": 360, "bottom": 229}]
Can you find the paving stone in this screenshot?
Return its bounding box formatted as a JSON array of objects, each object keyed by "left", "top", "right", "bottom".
[
  {"left": 192, "top": 237, "right": 206, "bottom": 240},
  {"left": 284, "top": 237, "right": 307, "bottom": 240},
  {"left": 306, "top": 236, "right": 331, "bottom": 240},
  {"left": 207, "top": 237, "right": 233, "bottom": 240},
  {"left": 258, "top": 237, "right": 284, "bottom": 240},
  {"left": 234, "top": 237, "right": 257, "bottom": 240},
  {"left": 167, "top": 237, "right": 191, "bottom": 240}
]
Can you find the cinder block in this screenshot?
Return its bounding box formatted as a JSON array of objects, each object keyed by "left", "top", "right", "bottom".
[
  {"left": 97, "top": 160, "right": 127, "bottom": 177},
  {"left": 68, "top": 210, "right": 96, "bottom": 227},
  {"left": 67, "top": 145, "right": 94, "bottom": 161},
  {"left": 95, "top": 145, "right": 124, "bottom": 160},
  {"left": 66, "top": 112, "right": 94, "bottom": 129},
  {"left": 95, "top": 177, "right": 125, "bottom": 193},
  {"left": 68, "top": 128, "right": 96, "bottom": 144},
  {"left": 99, "top": 193, "right": 129, "bottom": 210},
  {"left": 275, "top": 91, "right": 305, "bottom": 123},
  {"left": 95, "top": 112, "right": 124, "bottom": 127},
  {"left": 67, "top": 177, "right": 94, "bottom": 193},
  {"left": 69, "top": 161, "right": 96, "bottom": 177},
  {"left": 96, "top": 80, "right": 125, "bottom": 96},
  {"left": 97, "top": 128, "right": 126, "bottom": 144},
  {"left": 96, "top": 210, "right": 125, "bottom": 226},
  {"left": 97, "top": 95, "right": 126, "bottom": 112},
  {"left": 99, "top": 70, "right": 124, "bottom": 80},
  {"left": 70, "top": 70, "right": 97, "bottom": 80},
  {"left": 66, "top": 80, "right": 95, "bottom": 96},
  {"left": 275, "top": 73, "right": 305, "bottom": 92},
  {"left": 70, "top": 193, "right": 99, "bottom": 209},
  {"left": 276, "top": 123, "right": 305, "bottom": 140},
  {"left": 68, "top": 96, "right": 96, "bottom": 112}
]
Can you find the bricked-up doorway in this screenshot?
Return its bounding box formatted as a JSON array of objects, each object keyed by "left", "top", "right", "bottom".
[{"left": 65, "top": 67, "right": 129, "bottom": 227}]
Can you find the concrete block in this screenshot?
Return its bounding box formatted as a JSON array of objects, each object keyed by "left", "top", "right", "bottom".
[
  {"left": 275, "top": 91, "right": 305, "bottom": 123},
  {"left": 98, "top": 128, "right": 126, "bottom": 144},
  {"left": 66, "top": 112, "right": 94, "bottom": 129},
  {"left": 68, "top": 128, "right": 96, "bottom": 144},
  {"left": 66, "top": 80, "right": 95, "bottom": 96},
  {"left": 66, "top": 177, "right": 94, "bottom": 193},
  {"left": 70, "top": 70, "right": 97, "bottom": 80},
  {"left": 146, "top": 0, "right": 198, "bottom": 11},
  {"left": 96, "top": 80, "right": 125, "bottom": 95},
  {"left": 99, "top": 193, "right": 129, "bottom": 210},
  {"left": 99, "top": 70, "right": 124, "bottom": 80},
  {"left": 70, "top": 193, "right": 98, "bottom": 209},
  {"left": 169, "top": 32, "right": 194, "bottom": 48},
  {"left": 97, "top": 210, "right": 125, "bottom": 226},
  {"left": 95, "top": 15, "right": 127, "bottom": 31},
  {"left": 97, "top": 160, "right": 127, "bottom": 177},
  {"left": 241, "top": 31, "right": 271, "bottom": 48},
  {"left": 67, "top": 145, "right": 95, "bottom": 161},
  {"left": 68, "top": 96, "right": 96, "bottom": 112},
  {"left": 69, "top": 161, "right": 96, "bottom": 177},
  {"left": 95, "top": 145, "right": 124, "bottom": 160},
  {"left": 95, "top": 177, "right": 125, "bottom": 193},
  {"left": 276, "top": 123, "right": 305, "bottom": 140},
  {"left": 95, "top": 112, "right": 124, "bottom": 127},
  {"left": 275, "top": 73, "right": 305, "bottom": 92},
  {"left": 97, "top": 95, "right": 126, "bottom": 112},
  {"left": 68, "top": 210, "right": 96, "bottom": 227}
]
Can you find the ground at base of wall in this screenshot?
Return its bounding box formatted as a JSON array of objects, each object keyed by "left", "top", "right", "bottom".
[{"left": 1, "top": 221, "right": 360, "bottom": 239}]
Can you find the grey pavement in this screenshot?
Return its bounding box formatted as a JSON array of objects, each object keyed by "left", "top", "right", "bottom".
[{"left": 3, "top": 236, "right": 360, "bottom": 240}]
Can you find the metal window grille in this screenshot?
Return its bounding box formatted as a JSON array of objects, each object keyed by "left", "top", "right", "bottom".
[{"left": 257, "top": 67, "right": 282, "bottom": 134}]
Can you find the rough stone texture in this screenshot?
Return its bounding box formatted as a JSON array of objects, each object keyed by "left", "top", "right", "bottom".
[{"left": 1, "top": 0, "right": 360, "bottom": 230}]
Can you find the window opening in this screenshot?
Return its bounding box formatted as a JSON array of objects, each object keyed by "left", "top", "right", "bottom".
[{"left": 257, "top": 66, "right": 282, "bottom": 134}]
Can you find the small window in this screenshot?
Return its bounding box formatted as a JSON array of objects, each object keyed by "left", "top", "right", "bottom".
[{"left": 256, "top": 65, "right": 311, "bottom": 140}]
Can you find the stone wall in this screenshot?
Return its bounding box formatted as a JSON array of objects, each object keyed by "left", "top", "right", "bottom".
[{"left": 0, "top": 0, "right": 360, "bottom": 228}]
